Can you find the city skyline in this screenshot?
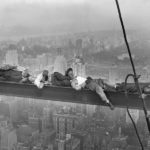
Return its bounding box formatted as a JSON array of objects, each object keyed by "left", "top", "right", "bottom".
[{"left": 0, "top": 95, "right": 149, "bottom": 150}]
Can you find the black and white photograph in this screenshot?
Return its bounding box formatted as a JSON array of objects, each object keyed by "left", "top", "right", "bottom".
[{"left": 0, "top": 0, "right": 150, "bottom": 149}]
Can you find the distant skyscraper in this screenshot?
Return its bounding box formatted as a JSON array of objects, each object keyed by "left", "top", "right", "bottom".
[
  {"left": 5, "top": 50, "right": 18, "bottom": 65},
  {"left": 0, "top": 100, "right": 10, "bottom": 117},
  {"left": 54, "top": 112, "right": 86, "bottom": 150},
  {"left": 57, "top": 140, "right": 65, "bottom": 150},
  {"left": 76, "top": 39, "right": 82, "bottom": 56},
  {"left": 0, "top": 115, "right": 9, "bottom": 128},
  {"left": 42, "top": 106, "right": 53, "bottom": 130},
  {"left": 8, "top": 99, "right": 18, "bottom": 123},
  {"left": 147, "top": 137, "right": 150, "bottom": 148},
  {"left": 53, "top": 48, "right": 67, "bottom": 75},
  {"left": 86, "top": 105, "right": 96, "bottom": 117},
  {"left": 36, "top": 53, "right": 48, "bottom": 71},
  {"left": 54, "top": 113, "right": 79, "bottom": 140},
  {"left": 68, "top": 39, "right": 74, "bottom": 49},
  {"left": 0, "top": 126, "right": 17, "bottom": 150},
  {"left": 109, "top": 65, "right": 118, "bottom": 84},
  {"left": 28, "top": 113, "right": 39, "bottom": 130},
  {"left": 72, "top": 56, "right": 86, "bottom": 77}
]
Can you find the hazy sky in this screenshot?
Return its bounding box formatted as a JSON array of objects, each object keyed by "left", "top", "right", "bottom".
[{"left": 0, "top": 0, "right": 150, "bottom": 33}]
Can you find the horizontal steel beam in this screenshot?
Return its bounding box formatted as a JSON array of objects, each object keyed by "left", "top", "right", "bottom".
[{"left": 0, "top": 81, "right": 150, "bottom": 110}]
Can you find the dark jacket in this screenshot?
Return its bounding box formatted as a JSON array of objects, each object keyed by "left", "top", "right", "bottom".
[
  {"left": 51, "top": 72, "right": 71, "bottom": 87},
  {"left": 0, "top": 70, "right": 22, "bottom": 82},
  {"left": 85, "top": 78, "right": 105, "bottom": 91}
]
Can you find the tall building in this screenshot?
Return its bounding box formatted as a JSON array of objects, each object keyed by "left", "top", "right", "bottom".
[
  {"left": 36, "top": 53, "right": 48, "bottom": 71},
  {"left": 76, "top": 39, "right": 83, "bottom": 56},
  {"left": 71, "top": 56, "right": 86, "bottom": 77},
  {"left": 46, "top": 53, "right": 54, "bottom": 73},
  {"left": 8, "top": 99, "right": 18, "bottom": 123},
  {"left": 0, "top": 96, "right": 20, "bottom": 123},
  {"left": 108, "top": 65, "right": 118, "bottom": 84},
  {"left": 0, "top": 100, "right": 10, "bottom": 118},
  {"left": 57, "top": 140, "right": 65, "bottom": 150},
  {"left": 71, "top": 130, "right": 88, "bottom": 150},
  {"left": 53, "top": 48, "right": 67, "bottom": 75},
  {"left": 0, "top": 126, "right": 17, "bottom": 150},
  {"left": 86, "top": 105, "right": 96, "bottom": 117},
  {"left": 53, "top": 113, "right": 79, "bottom": 140},
  {"left": 28, "top": 114, "right": 40, "bottom": 130},
  {"left": 42, "top": 106, "right": 53, "bottom": 130},
  {"left": 5, "top": 50, "right": 18, "bottom": 65},
  {"left": 0, "top": 115, "right": 9, "bottom": 128},
  {"left": 16, "top": 143, "right": 30, "bottom": 150}
]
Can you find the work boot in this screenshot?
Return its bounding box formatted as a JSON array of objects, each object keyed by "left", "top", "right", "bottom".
[{"left": 108, "top": 101, "right": 115, "bottom": 110}]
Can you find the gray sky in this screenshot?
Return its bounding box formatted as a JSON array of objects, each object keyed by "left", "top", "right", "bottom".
[{"left": 0, "top": 0, "right": 150, "bottom": 33}]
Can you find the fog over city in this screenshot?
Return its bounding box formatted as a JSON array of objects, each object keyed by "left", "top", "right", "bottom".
[{"left": 0, "top": 0, "right": 150, "bottom": 36}]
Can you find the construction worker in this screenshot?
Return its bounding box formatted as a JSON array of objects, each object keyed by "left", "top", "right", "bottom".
[
  {"left": 51, "top": 68, "right": 74, "bottom": 87},
  {"left": 20, "top": 69, "right": 33, "bottom": 84},
  {"left": 34, "top": 70, "right": 49, "bottom": 89},
  {"left": 71, "top": 76, "right": 115, "bottom": 110}
]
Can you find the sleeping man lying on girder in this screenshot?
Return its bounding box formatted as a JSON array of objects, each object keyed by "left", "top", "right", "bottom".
[
  {"left": 0, "top": 64, "right": 115, "bottom": 109},
  {"left": 40, "top": 67, "right": 115, "bottom": 110},
  {"left": 71, "top": 75, "right": 116, "bottom": 110},
  {"left": 34, "top": 70, "right": 49, "bottom": 89},
  {"left": 26, "top": 67, "right": 116, "bottom": 110},
  {"left": 34, "top": 68, "right": 74, "bottom": 88}
]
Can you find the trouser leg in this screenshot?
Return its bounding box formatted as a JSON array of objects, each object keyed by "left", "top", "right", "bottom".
[
  {"left": 95, "top": 85, "right": 114, "bottom": 110},
  {"left": 95, "top": 85, "right": 109, "bottom": 103}
]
